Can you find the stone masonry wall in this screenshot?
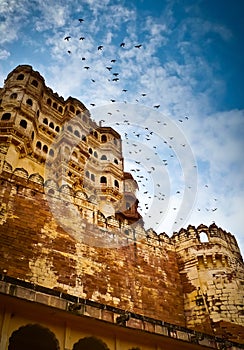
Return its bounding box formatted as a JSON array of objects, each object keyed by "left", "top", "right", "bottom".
[{"left": 0, "top": 169, "right": 185, "bottom": 327}]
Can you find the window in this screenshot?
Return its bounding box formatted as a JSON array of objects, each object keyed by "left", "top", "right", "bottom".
[
  {"left": 114, "top": 138, "right": 118, "bottom": 145},
  {"left": 49, "top": 149, "right": 54, "bottom": 157},
  {"left": 47, "top": 98, "right": 52, "bottom": 105},
  {"left": 43, "top": 145, "right": 48, "bottom": 153},
  {"left": 126, "top": 202, "right": 131, "bottom": 210},
  {"left": 8, "top": 324, "right": 59, "bottom": 350},
  {"left": 89, "top": 148, "right": 93, "bottom": 155},
  {"left": 101, "top": 135, "right": 107, "bottom": 142},
  {"left": 49, "top": 122, "right": 54, "bottom": 129},
  {"left": 94, "top": 131, "right": 98, "bottom": 139},
  {"left": 199, "top": 231, "right": 209, "bottom": 243},
  {"left": 82, "top": 135, "right": 86, "bottom": 142},
  {"left": 114, "top": 158, "right": 118, "bottom": 164},
  {"left": 100, "top": 176, "right": 107, "bottom": 184},
  {"left": 58, "top": 106, "right": 63, "bottom": 113},
  {"left": 91, "top": 174, "right": 95, "bottom": 181},
  {"left": 85, "top": 171, "right": 90, "bottom": 178},
  {"left": 74, "top": 130, "right": 80, "bottom": 138},
  {"left": 53, "top": 102, "right": 57, "bottom": 109},
  {"left": 31, "top": 131, "right": 34, "bottom": 140},
  {"left": 94, "top": 151, "right": 98, "bottom": 158},
  {"left": 73, "top": 337, "right": 109, "bottom": 350},
  {"left": 26, "top": 98, "right": 33, "bottom": 106},
  {"left": 67, "top": 125, "right": 73, "bottom": 132},
  {"left": 55, "top": 126, "right": 60, "bottom": 132},
  {"left": 16, "top": 73, "right": 24, "bottom": 80},
  {"left": 83, "top": 115, "right": 87, "bottom": 122},
  {"left": 70, "top": 105, "right": 75, "bottom": 113},
  {"left": 76, "top": 109, "right": 81, "bottom": 116},
  {"left": 31, "top": 79, "right": 38, "bottom": 87},
  {"left": 43, "top": 118, "right": 48, "bottom": 125},
  {"left": 36, "top": 110, "right": 40, "bottom": 117},
  {"left": 10, "top": 93, "right": 17, "bottom": 99},
  {"left": 114, "top": 180, "right": 119, "bottom": 188},
  {"left": 101, "top": 155, "right": 107, "bottom": 160},
  {"left": 36, "top": 141, "right": 42, "bottom": 149},
  {"left": 1, "top": 113, "right": 11, "bottom": 121},
  {"left": 19, "top": 119, "right": 27, "bottom": 129}
]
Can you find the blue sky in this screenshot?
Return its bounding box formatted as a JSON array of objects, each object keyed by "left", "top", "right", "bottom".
[{"left": 0, "top": 0, "right": 243, "bottom": 254}]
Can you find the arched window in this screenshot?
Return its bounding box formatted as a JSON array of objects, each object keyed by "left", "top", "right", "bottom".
[
  {"left": 49, "top": 122, "right": 54, "bottom": 129},
  {"left": 101, "top": 134, "right": 107, "bottom": 142},
  {"left": 114, "top": 180, "right": 119, "bottom": 188},
  {"left": 91, "top": 174, "right": 95, "bottom": 182},
  {"left": 53, "top": 102, "right": 57, "bottom": 109},
  {"left": 8, "top": 324, "right": 59, "bottom": 350},
  {"left": 74, "top": 130, "right": 80, "bottom": 138},
  {"left": 76, "top": 109, "right": 81, "bottom": 116},
  {"left": 16, "top": 74, "right": 24, "bottom": 80},
  {"left": 94, "top": 151, "right": 98, "bottom": 158},
  {"left": 55, "top": 126, "right": 60, "bottom": 132},
  {"left": 199, "top": 231, "right": 209, "bottom": 243},
  {"left": 70, "top": 105, "right": 75, "bottom": 113},
  {"left": 26, "top": 98, "right": 33, "bottom": 106},
  {"left": 19, "top": 119, "right": 27, "bottom": 129},
  {"left": 67, "top": 125, "right": 73, "bottom": 132},
  {"left": 58, "top": 106, "right": 63, "bottom": 113},
  {"left": 10, "top": 93, "right": 17, "bottom": 99},
  {"left": 43, "top": 118, "right": 48, "bottom": 125},
  {"left": 49, "top": 149, "right": 54, "bottom": 157},
  {"left": 126, "top": 202, "right": 131, "bottom": 210},
  {"left": 101, "top": 155, "right": 107, "bottom": 160},
  {"left": 1, "top": 113, "right": 11, "bottom": 121},
  {"left": 47, "top": 98, "right": 52, "bottom": 105},
  {"left": 82, "top": 135, "right": 86, "bottom": 142},
  {"left": 43, "top": 145, "right": 48, "bottom": 153},
  {"left": 36, "top": 141, "right": 42, "bottom": 150},
  {"left": 36, "top": 110, "right": 40, "bottom": 117},
  {"left": 114, "top": 138, "right": 118, "bottom": 146},
  {"left": 89, "top": 148, "right": 93, "bottom": 155},
  {"left": 82, "top": 115, "right": 87, "bottom": 122},
  {"left": 114, "top": 158, "right": 118, "bottom": 164},
  {"left": 94, "top": 131, "right": 98, "bottom": 139},
  {"left": 73, "top": 336, "right": 109, "bottom": 350},
  {"left": 85, "top": 171, "right": 90, "bottom": 178},
  {"left": 100, "top": 176, "right": 107, "bottom": 184},
  {"left": 31, "top": 131, "right": 34, "bottom": 140},
  {"left": 31, "top": 79, "right": 38, "bottom": 87}
]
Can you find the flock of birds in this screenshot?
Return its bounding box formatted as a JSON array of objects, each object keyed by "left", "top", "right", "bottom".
[{"left": 63, "top": 18, "right": 219, "bottom": 231}]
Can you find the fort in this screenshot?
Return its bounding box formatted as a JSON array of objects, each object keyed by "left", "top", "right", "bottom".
[{"left": 0, "top": 65, "right": 243, "bottom": 349}]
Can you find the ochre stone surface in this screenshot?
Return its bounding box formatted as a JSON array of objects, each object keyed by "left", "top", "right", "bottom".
[{"left": 0, "top": 65, "right": 244, "bottom": 345}]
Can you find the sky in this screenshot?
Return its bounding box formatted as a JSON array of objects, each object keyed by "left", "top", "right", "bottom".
[{"left": 0, "top": 0, "right": 243, "bottom": 254}]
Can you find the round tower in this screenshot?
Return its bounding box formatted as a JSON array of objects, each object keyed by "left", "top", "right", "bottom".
[{"left": 172, "top": 223, "right": 244, "bottom": 342}]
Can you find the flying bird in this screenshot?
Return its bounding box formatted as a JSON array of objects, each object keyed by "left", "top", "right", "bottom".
[
  {"left": 84, "top": 66, "right": 90, "bottom": 70},
  {"left": 106, "top": 66, "right": 112, "bottom": 71},
  {"left": 64, "top": 36, "right": 71, "bottom": 41},
  {"left": 120, "top": 42, "right": 125, "bottom": 47},
  {"left": 78, "top": 18, "right": 84, "bottom": 23},
  {"left": 154, "top": 105, "right": 160, "bottom": 109},
  {"left": 111, "top": 59, "right": 116, "bottom": 63},
  {"left": 98, "top": 45, "right": 103, "bottom": 50},
  {"left": 79, "top": 37, "right": 85, "bottom": 40},
  {"left": 135, "top": 44, "right": 142, "bottom": 48}
]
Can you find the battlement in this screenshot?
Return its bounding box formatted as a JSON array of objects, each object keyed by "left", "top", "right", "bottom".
[{"left": 0, "top": 65, "right": 243, "bottom": 344}]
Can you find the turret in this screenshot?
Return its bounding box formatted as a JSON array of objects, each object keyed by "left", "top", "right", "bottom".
[{"left": 172, "top": 223, "right": 244, "bottom": 342}]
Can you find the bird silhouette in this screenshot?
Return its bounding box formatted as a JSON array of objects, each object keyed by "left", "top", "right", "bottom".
[
  {"left": 79, "top": 37, "right": 85, "bottom": 40},
  {"left": 111, "top": 59, "right": 116, "bottom": 63},
  {"left": 84, "top": 66, "right": 90, "bottom": 70},
  {"left": 64, "top": 36, "right": 71, "bottom": 41},
  {"left": 120, "top": 42, "right": 125, "bottom": 47},
  {"left": 154, "top": 105, "right": 160, "bottom": 108},
  {"left": 106, "top": 66, "right": 112, "bottom": 71},
  {"left": 78, "top": 18, "right": 84, "bottom": 23},
  {"left": 98, "top": 45, "right": 103, "bottom": 50},
  {"left": 135, "top": 44, "right": 142, "bottom": 48}
]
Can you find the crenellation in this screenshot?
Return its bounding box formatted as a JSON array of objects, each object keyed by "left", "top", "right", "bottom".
[{"left": 0, "top": 65, "right": 243, "bottom": 347}]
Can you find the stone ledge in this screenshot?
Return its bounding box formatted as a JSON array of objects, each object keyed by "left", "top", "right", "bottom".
[{"left": 1, "top": 276, "right": 244, "bottom": 349}]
